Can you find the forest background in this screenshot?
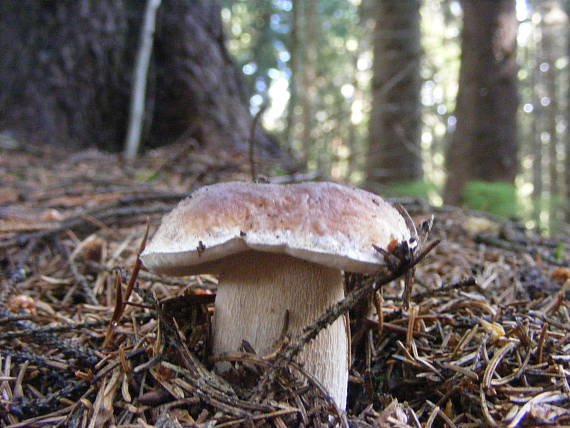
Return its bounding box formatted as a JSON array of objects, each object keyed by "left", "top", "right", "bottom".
[
  {"left": 2, "top": 2, "right": 570, "bottom": 425},
  {"left": 222, "top": 0, "right": 569, "bottom": 234},
  {"left": 1, "top": 0, "right": 569, "bottom": 233}
]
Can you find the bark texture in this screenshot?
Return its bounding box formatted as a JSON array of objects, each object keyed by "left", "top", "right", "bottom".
[
  {"left": 150, "top": 0, "right": 279, "bottom": 157},
  {"left": 366, "top": 0, "right": 422, "bottom": 189},
  {"left": 0, "top": 0, "right": 282, "bottom": 159},
  {"left": 444, "top": 0, "right": 519, "bottom": 205},
  {"left": 0, "top": 0, "right": 130, "bottom": 151}
]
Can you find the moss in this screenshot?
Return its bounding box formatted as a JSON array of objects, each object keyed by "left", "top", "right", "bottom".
[
  {"left": 383, "top": 180, "right": 438, "bottom": 200},
  {"left": 463, "top": 181, "right": 518, "bottom": 219}
]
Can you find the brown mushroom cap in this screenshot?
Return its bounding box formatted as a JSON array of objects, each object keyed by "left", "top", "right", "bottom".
[{"left": 141, "top": 181, "right": 411, "bottom": 275}]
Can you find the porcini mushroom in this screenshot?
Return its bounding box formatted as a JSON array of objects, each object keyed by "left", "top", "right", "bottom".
[{"left": 141, "top": 181, "right": 411, "bottom": 409}]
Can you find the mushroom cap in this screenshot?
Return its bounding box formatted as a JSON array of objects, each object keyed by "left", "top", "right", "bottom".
[{"left": 141, "top": 181, "right": 411, "bottom": 275}]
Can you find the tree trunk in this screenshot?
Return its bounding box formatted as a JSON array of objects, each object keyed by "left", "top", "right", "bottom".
[
  {"left": 444, "top": 0, "right": 519, "bottom": 205},
  {"left": 285, "top": 0, "right": 300, "bottom": 152},
  {"left": 541, "top": 5, "right": 559, "bottom": 231},
  {"left": 300, "top": 0, "right": 318, "bottom": 168},
  {"left": 366, "top": 0, "right": 422, "bottom": 190},
  {"left": 566, "top": 7, "right": 570, "bottom": 222},
  {"left": 0, "top": 0, "right": 131, "bottom": 151},
  {"left": 0, "top": 0, "right": 283, "bottom": 161},
  {"left": 149, "top": 0, "right": 279, "bottom": 159},
  {"left": 530, "top": 27, "right": 544, "bottom": 228},
  {"left": 346, "top": 0, "right": 371, "bottom": 182},
  {"left": 539, "top": 0, "right": 567, "bottom": 230}
]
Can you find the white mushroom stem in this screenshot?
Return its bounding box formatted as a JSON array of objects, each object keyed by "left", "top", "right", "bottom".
[{"left": 213, "top": 251, "right": 348, "bottom": 410}]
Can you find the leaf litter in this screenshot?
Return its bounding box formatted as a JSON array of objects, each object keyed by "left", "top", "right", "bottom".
[{"left": 1, "top": 142, "right": 569, "bottom": 427}]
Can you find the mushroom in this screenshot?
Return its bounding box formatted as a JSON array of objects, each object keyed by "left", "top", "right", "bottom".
[{"left": 141, "top": 181, "right": 411, "bottom": 409}]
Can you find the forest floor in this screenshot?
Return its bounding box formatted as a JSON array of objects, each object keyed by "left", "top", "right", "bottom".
[{"left": 1, "top": 141, "right": 569, "bottom": 427}]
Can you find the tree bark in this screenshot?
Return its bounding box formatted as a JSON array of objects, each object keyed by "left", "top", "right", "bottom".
[
  {"left": 0, "top": 0, "right": 130, "bottom": 151},
  {"left": 366, "top": 0, "right": 422, "bottom": 190},
  {"left": 0, "top": 0, "right": 283, "bottom": 161},
  {"left": 566, "top": 6, "right": 570, "bottom": 222},
  {"left": 149, "top": 0, "right": 280, "bottom": 159},
  {"left": 444, "top": 0, "right": 519, "bottom": 205}
]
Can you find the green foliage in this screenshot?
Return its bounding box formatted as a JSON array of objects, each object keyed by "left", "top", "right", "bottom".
[
  {"left": 221, "top": 1, "right": 568, "bottom": 234},
  {"left": 134, "top": 168, "right": 161, "bottom": 182},
  {"left": 463, "top": 181, "right": 518, "bottom": 219},
  {"left": 554, "top": 242, "right": 566, "bottom": 260},
  {"left": 221, "top": 0, "right": 367, "bottom": 179},
  {"left": 221, "top": 0, "right": 286, "bottom": 103},
  {"left": 383, "top": 180, "right": 439, "bottom": 200}
]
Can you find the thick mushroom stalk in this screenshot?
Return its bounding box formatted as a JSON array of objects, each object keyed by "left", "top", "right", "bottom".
[
  {"left": 213, "top": 251, "right": 348, "bottom": 409},
  {"left": 141, "top": 181, "right": 412, "bottom": 412}
]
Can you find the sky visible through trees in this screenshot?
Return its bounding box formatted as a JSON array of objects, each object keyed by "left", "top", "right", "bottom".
[{"left": 222, "top": 0, "right": 570, "bottom": 233}]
